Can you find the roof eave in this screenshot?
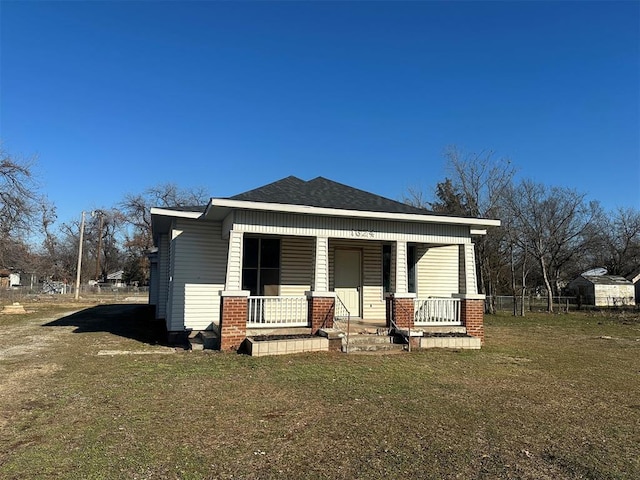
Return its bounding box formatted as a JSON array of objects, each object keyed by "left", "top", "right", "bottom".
[
  {"left": 150, "top": 207, "right": 203, "bottom": 219},
  {"left": 204, "top": 198, "right": 501, "bottom": 228},
  {"left": 150, "top": 207, "right": 204, "bottom": 235}
]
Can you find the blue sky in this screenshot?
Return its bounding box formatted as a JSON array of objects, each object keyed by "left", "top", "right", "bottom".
[{"left": 1, "top": 1, "right": 639, "bottom": 225}]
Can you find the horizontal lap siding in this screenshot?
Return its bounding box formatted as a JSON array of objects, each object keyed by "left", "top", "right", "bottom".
[
  {"left": 157, "top": 234, "right": 169, "bottom": 320},
  {"left": 362, "top": 243, "right": 385, "bottom": 320},
  {"left": 234, "top": 211, "right": 470, "bottom": 244},
  {"left": 417, "top": 245, "right": 459, "bottom": 298},
  {"left": 280, "top": 236, "right": 313, "bottom": 296},
  {"left": 169, "top": 220, "right": 228, "bottom": 331},
  {"left": 329, "top": 239, "right": 385, "bottom": 320}
]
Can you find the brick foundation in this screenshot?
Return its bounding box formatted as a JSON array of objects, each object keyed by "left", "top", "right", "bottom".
[
  {"left": 460, "top": 299, "right": 485, "bottom": 345},
  {"left": 308, "top": 295, "right": 335, "bottom": 334},
  {"left": 220, "top": 295, "right": 248, "bottom": 352},
  {"left": 386, "top": 295, "right": 415, "bottom": 330}
]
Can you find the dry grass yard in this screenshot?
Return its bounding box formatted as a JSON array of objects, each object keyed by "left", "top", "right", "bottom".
[{"left": 0, "top": 302, "right": 638, "bottom": 479}]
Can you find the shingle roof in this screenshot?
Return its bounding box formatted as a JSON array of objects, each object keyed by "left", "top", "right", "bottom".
[
  {"left": 582, "top": 275, "right": 633, "bottom": 286},
  {"left": 228, "top": 176, "right": 432, "bottom": 215}
]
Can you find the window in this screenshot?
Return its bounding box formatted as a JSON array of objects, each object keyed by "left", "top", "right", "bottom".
[
  {"left": 382, "top": 244, "right": 392, "bottom": 293},
  {"left": 383, "top": 244, "right": 417, "bottom": 294},
  {"left": 407, "top": 245, "right": 416, "bottom": 294},
  {"left": 242, "top": 237, "right": 280, "bottom": 296}
]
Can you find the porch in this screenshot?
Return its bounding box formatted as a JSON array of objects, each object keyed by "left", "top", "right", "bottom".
[{"left": 219, "top": 292, "right": 484, "bottom": 352}]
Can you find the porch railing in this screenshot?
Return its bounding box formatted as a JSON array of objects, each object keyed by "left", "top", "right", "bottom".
[
  {"left": 333, "top": 295, "right": 351, "bottom": 352},
  {"left": 414, "top": 298, "right": 462, "bottom": 325},
  {"left": 247, "top": 296, "right": 309, "bottom": 328}
]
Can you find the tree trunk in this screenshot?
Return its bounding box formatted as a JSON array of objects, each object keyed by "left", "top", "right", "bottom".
[
  {"left": 520, "top": 260, "right": 527, "bottom": 317},
  {"left": 510, "top": 244, "right": 518, "bottom": 316},
  {"left": 539, "top": 257, "right": 554, "bottom": 313}
]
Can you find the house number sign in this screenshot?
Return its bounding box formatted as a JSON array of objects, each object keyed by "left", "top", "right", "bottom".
[{"left": 351, "top": 229, "right": 375, "bottom": 238}]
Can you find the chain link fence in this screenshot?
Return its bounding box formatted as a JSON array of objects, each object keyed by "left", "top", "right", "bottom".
[
  {"left": 0, "top": 284, "right": 149, "bottom": 305},
  {"left": 487, "top": 295, "right": 640, "bottom": 313},
  {"left": 486, "top": 295, "right": 579, "bottom": 313}
]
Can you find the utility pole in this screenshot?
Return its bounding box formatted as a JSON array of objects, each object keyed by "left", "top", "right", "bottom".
[
  {"left": 74, "top": 211, "right": 86, "bottom": 301},
  {"left": 94, "top": 210, "right": 104, "bottom": 281}
]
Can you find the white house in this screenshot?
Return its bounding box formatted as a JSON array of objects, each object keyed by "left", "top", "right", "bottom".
[
  {"left": 106, "top": 270, "right": 125, "bottom": 288},
  {"left": 149, "top": 176, "right": 500, "bottom": 351},
  {"left": 567, "top": 274, "right": 636, "bottom": 307},
  {"left": 627, "top": 271, "right": 640, "bottom": 304}
]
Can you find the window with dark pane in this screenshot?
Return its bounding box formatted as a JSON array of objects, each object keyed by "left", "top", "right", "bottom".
[
  {"left": 242, "top": 237, "right": 280, "bottom": 296},
  {"left": 382, "top": 244, "right": 391, "bottom": 293},
  {"left": 407, "top": 245, "right": 417, "bottom": 294}
]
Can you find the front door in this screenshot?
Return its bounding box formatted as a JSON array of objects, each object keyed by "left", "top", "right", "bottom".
[{"left": 334, "top": 249, "right": 361, "bottom": 317}]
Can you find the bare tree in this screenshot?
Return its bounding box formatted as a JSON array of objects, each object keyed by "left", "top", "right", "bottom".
[
  {"left": 81, "top": 209, "right": 127, "bottom": 282},
  {"left": 505, "top": 180, "right": 599, "bottom": 312},
  {"left": 0, "top": 146, "right": 43, "bottom": 269},
  {"left": 119, "top": 183, "right": 208, "bottom": 284},
  {"left": 401, "top": 185, "right": 431, "bottom": 210},
  {"left": 426, "top": 147, "right": 516, "bottom": 312},
  {"left": 34, "top": 200, "right": 66, "bottom": 280},
  {"left": 593, "top": 207, "right": 640, "bottom": 277}
]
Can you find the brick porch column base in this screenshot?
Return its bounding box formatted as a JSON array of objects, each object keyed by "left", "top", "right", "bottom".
[
  {"left": 386, "top": 294, "right": 416, "bottom": 330},
  {"left": 458, "top": 296, "right": 485, "bottom": 345},
  {"left": 306, "top": 292, "right": 335, "bottom": 334},
  {"left": 220, "top": 292, "right": 249, "bottom": 352}
]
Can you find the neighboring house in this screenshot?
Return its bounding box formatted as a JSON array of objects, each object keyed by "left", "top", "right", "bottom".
[
  {"left": 0, "top": 270, "right": 9, "bottom": 289},
  {"left": 567, "top": 274, "right": 636, "bottom": 307},
  {"left": 149, "top": 176, "right": 500, "bottom": 351},
  {"left": 106, "top": 270, "right": 125, "bottom": 288},
  {"left": 627, "top": 271, "right": 640, "bottom": 304},
  {"left": 0, "top": 270, "right": 20, "bottom": 288}
]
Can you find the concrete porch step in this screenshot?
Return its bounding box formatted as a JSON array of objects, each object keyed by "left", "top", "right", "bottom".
[
  {"left": 188, "top": 330, "right": 219, "bottom": 350},
  {"left": 347, "top": 334, "right": 397, "bottom": 345},
  {"left": 343, "top": 342, "right": 405, "bottom": 353},
  {"left": 342, "top": 333, "right": 406, "bottom": 353}
]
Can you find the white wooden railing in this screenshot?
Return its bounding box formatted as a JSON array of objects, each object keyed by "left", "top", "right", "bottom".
[
  {"left": 414, "top": 298, "right": 462, "bottom": 325},
  {"left": 247, "top": 296, "right": 309, "bottom": 328}
]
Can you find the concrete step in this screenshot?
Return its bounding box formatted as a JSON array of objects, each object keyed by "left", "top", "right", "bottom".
[
  {"left": 343, "top": 342, "right": 406, "bottom": 353},
  {"left": 342, "top": 334, "right": 406, "bottom": 353},
  {"left": 347, "top": 334, "right": 397, "bottom": 345}
]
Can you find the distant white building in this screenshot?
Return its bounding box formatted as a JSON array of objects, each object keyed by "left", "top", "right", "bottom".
[
  {"left": 106, "top": 270, "right": 125, "bottom": 288},
  {"left": 627, "top": 271, "right": 640, "bottom": 304},
  {"left": 9, "top": 273, "right": 20, "bottom": 287},
  {"left": 567, "top": 275, "right": 635, "bottom": 307}
]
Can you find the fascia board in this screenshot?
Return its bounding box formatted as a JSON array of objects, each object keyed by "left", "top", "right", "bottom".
[
  {"left": 150, "top": 207, "right": 203, "bottom": 219},
  {"left": 207, "top": 198, "right": 501, "bottom": 228}
]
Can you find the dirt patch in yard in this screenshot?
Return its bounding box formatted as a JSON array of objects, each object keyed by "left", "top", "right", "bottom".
[
  {"left": 0, "top": 304, "right": 164, "bottom": 434},
  {"left": 0, "top": 307, "right": 83, "bottom": 431}
]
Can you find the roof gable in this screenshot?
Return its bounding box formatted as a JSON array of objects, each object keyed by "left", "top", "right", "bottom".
[{"left": 229, "top": 176, "right": 430, "bottom": 215}]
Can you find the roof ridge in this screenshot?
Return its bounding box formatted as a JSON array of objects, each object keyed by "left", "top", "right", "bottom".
[
  {"left": 307, "top": 176, "right": 418, "bottom": 208},
  {"left": 224, "top": 175, "right": 433, "bottom": 215}
]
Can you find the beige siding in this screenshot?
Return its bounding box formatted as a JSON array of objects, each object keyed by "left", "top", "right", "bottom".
[
  {"left": 280, "top": 236, "right": 313, "bottom": 296},
  {"left": 313, "top": 237, "right": 329, "bottom": 291},
  {"left": 148, "top": 260, "right": 158, "bottom": 307},
  {"left": 233, "top": 210, "right": 471, "bottom": 245},
  {"left": 362, "top": 242, "right": 385, "bottom": 320},
  {"left": 329, "top": 239, "right": 385, "bottom": 320},
  {"left": 168, "top": 219, "right": 228, "bottom": 331},
  {"left": 225, "top": 230, "right": 243, "bottom": 290},
  {"left": 416, "top": 245, "right": 459, "bottom": 298},
  {"left": 156, "top": 234, "right": 169, "bottom": 320},
  {"left": 458, "top": 244, "right": 479, "bottom": 295}
]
